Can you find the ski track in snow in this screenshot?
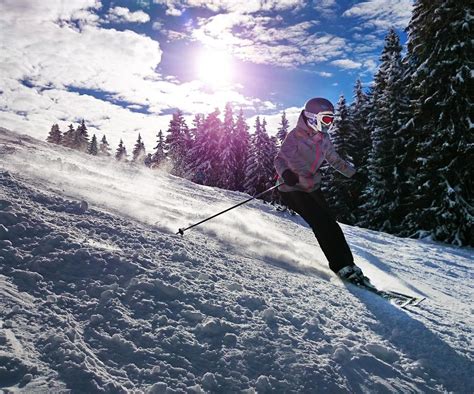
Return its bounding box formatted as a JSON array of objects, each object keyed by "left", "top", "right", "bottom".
[{"left": 0, "top": 128, "right": 473, "bottom": 393}]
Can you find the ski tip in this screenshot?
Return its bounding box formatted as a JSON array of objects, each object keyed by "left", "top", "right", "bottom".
[
  {"left": 400, "top": 296, "right": 426, "bottom": 308},
  {"left": 412, "top": 297, "right": 426, "bottom": 306}
]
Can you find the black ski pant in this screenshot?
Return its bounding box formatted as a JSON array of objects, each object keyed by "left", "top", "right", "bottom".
[{"left": 280, "top": 189, "right": 354, "bottom": 273}]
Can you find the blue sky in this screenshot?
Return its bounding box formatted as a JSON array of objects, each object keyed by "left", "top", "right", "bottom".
[{"left": 0, "top": 0, "right": 413, "bottom": 149}]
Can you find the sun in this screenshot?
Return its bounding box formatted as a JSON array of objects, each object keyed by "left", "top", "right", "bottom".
[{"left": 197, "top": 49, "right": 233, "bottom": 88}]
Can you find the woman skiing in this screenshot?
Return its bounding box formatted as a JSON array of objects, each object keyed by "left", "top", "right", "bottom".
[{"left": 274, "top": 97, "right": 365, "bottom": 284}]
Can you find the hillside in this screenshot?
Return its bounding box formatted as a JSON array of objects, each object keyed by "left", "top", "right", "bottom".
[{"left": 0, "top": 128, "right": 472, "bottom": 393}]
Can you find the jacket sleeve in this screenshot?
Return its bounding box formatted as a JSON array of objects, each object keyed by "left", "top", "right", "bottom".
[
  {"left": 274, "top": 133, "right": 313, "bottom": 178},
  {"left": 324, "top": 137, "right": 356, "bottom": 177}
]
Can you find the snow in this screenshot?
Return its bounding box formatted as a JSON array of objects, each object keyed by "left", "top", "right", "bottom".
[{"left": 0, "top": 127, "right": 473, "bottom": 392}]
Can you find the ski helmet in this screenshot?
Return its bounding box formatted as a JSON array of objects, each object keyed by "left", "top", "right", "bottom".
[{"left": 303, "top": 97, "right": 334, "bottom": 133}]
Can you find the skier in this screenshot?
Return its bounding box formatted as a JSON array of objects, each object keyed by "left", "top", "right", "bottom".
[{"left": 274, "top": 97, "right": 366, "bottom": 284}]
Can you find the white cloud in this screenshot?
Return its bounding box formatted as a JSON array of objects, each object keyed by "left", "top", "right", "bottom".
[
  {"left": 152, "top": 20, "right": 164, "bottom": 30},
  {"left": 343, "top": 0, "right": 413, "bottom": 30},
  {"left": 106, "top": 6, "right": 150, "bottom": 24},
  {"left": 0, "top": 0, "right": 101, "bottom": 23},
  {"left": 165, "top": 29, "right": 189, "bottom": 41},
  {"left": 153, "top": 0, "right": 304, "bottom": 15},
  {"left": 0, "top": 0, "right": 273, "bottom": 148},
  {"left": 0, "top": 79, "right": 170, "bottom": 151},
  {"left": 192, "top": 12, "right": 346, "bottom": 67},
  {"left": 314, "top": 0, "right": 338, "bottom": 18},
  {"left": 316, "top": 71, "right": 333, "bottom": 78},
  {"left": 363, "top": 59, "right": 378, "bottom": 73},
  {"left": 330, "top": 59, "right": 362, "bottom": 69},
  {"left": 151, "top": 19, "right": 190, "bottom": 41},
  {"left": 0, "top": 19, "right": 162, "bottom": 92}
]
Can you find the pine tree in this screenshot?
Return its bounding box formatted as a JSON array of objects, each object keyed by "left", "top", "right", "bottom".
[
  {"left": 185, "top": 114, "right": 204, "bottom": 182},
  {"left": 262, "top": 119, "right": 277, "bottom": 186},
  {"left": 62, "top": 124, "right": 76, "bottom": 148},
  {"left": 244, "top": 117, "right": 275, "bottom": 198},
  {"left": 190, "top": 114, "right": 204, "bottom": 144},
  {"left": 88, "top": 134, "right": 98, "bottom": 155},
  {"left": 46, "top": 124, "right": 62, "bottom": 144},
  {"left": 165, "top": 110, "right": 190, "bottom": 177},
  {"left": 348, "top": 80, "right": 372, "bottom": 213},
  {"left": 326, "top": 95, "right": 356, "bottom": 223},
  {"left": 99, "top": 135, "right": 112, "bottom": 156},
  {"left": 233, "top": 109, "right": 250, "bottom": 191},
  {"left": 268, "top": 135, "right": 281, "bottom": 203},
  {"left": 361, "top": 29, "right": 406, "bottom": 232},
  {"left": 74, "top": 119, "right": 90, "bottom": 152},
  {"left": 219, "top": 103, "right": 237, "bottom": 189},
  {"left": 276, "top": 111, "right": 290, "bottom": 145},
  {"left": 132, "top": 133, "right": 146, "bottom": 163},
  {"left": 150, "top": 130, "right": 167, "bottom": 168},
  {"left": 115, "top": 139, "right": 127, "bottom": 162},
  {"left": 187, "top": 109, "right": 222, "bottom": 186},
  {"left": 402, "top": 0, "right": 473, "bottom": 245}
]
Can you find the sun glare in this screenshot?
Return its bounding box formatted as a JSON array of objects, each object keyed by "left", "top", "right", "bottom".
[{"left": 197, "top": 50, "right": 233, "bottom": 88}]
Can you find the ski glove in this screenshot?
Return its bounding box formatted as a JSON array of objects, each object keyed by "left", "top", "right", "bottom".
[{"left": 282, "top": 169, "right": 299, "bottom": 186}]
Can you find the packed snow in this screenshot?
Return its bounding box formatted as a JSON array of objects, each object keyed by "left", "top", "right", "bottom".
[{"left": 0, "top": 127, "right": 472, "bottom": 393}]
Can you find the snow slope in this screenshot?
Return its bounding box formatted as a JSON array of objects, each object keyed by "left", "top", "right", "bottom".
[{"left": 0, "top": 127, "right": 472, "bottom": 393}]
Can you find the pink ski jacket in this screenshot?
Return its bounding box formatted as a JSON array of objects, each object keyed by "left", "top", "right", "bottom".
[{"left": 275, "top": 111, "right": 356, "bottom": 193}]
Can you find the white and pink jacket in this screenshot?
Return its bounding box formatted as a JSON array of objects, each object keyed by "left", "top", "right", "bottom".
[{"left": 275, "top": 111, "right": 356, "bottom": 193}]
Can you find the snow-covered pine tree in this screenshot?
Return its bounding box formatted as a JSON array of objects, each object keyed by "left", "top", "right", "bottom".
[
  {"left": 276, "top": 111, "right": 290, "bottom": 145},
  {"left": 185, "top": 114, "right": 204, "bottom": 182},
  {"left": 62, "top": 124, "right": 76, "bottom": 148},
  {"left": 189, "top": 114, "right": 204, "bottom": 145},
  {"left": 348, "top": 79, "right": 372, "bottom": 182},
  {"left": 88, "top": 134, "right": 98, "bottom": 156},
  {"left": 262, "top": 119, "right": 277, "bottom": 188},
  {"left": 348, "top": 79, "right": 372, "bottom": 211},
  {"left": 233, "top": 109, "right": 250, "bottom": 192},
  {"left": 402, "top": 0, "right": 473, "bottom": 246},
  {"left": 132, "top": 133, "right": 146, "bottom": 163},
  {"left": 268, "top": 135, "right": 281, "bottom": 203},
  {"left": 46, "top": 124, "right": 62, "bottom": 144},
  {"left": 186, "top": 109, "right": 222, "bottom": 186},
  {"left": 326, "top": 95, "right": 356, "bottom": 224},
  {"left": 74, "top": 119, "right": 90, "bottom": 152},
  {"left": 244, "top": 117, "right": 274, "bottom": 198},
  {"left": 165, "top": 110, "right": 190, "bottom": 177},
  {"left": 360, "top": 29, "right": 406, "bottom": 232},
  {"left": 115, "top": 139, "right": 127, "bottom": 162},
  {"left": 99, "top": 135, "right": 112, "bottom": 156},
  {"left": 218, "top": 103, "right": 237, "bottom": 189},
  {"left": 150, "top": 130, "right": 166, "bottom": 168}
]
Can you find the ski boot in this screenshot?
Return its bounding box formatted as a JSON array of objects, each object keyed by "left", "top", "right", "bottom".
[{"left": 337, "top": 265, "right": 373, "bottom": 288}]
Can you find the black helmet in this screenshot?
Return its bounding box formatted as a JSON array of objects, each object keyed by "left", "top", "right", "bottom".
[{"left": 303, "top": 97, "right": 334, "bottom": 133}]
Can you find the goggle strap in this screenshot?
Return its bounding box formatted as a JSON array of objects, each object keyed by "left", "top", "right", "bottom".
[{"left": 304, "top": 110, "right": 318, "bottom": 120}]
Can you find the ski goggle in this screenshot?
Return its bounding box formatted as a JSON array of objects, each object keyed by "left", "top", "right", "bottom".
[
  {"left": 304, "top": 110, "right": 334, "bottom": 128},
  {"left": 320, "top": 113, "right": 334, "bottom": 125}
]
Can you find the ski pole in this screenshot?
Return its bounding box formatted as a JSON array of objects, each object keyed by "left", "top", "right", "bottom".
[{"left": 177, "top": 182, "right": 284, "bottom": 235}]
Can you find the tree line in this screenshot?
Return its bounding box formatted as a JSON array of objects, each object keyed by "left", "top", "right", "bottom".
[
  {"left": 46, "top": 105, "right": 286, "bottom": 197},
  {"left": 324, "top": 0, "right": 472, "bottom": 247}
]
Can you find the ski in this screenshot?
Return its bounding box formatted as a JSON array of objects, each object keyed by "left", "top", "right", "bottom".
[{"left": 351, "top": 280, "right": 426, "bottom": 308}]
